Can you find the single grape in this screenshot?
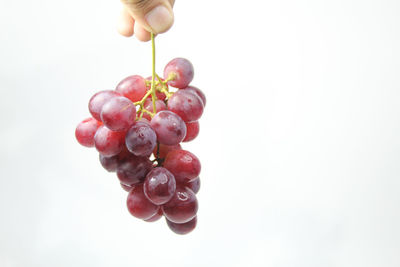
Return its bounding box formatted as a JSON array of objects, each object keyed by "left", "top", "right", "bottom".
[
  {"left": 182, "top": 86, "right": 206, "bottom": 107},
  {"left": 100, "top": 146, "right": 134, "bottom": 172},
  {"left": 163, "top": 58, "right": 194, "bottom": 89},
  {"left": 100, "top": 96, "right": 136, "bottom": 132},
  {"left": 150, "top": 111, "right": 187, "bottom": 145},
  {"left": 94, "top": 126, "right": 126, "bottom": 156},
  {"left": 99, "top": 154, "right": 119, "bottom": 172},
  {"left": 185, "top": 177, "right": 200, "bottom": 194},
  {"left": 144, "top": 207, "right": 163, "bottom": 222},
  {"left": 127, "top": 184, "right": 159, "bottom": 220},
  {"left": 183, "top": 121, "right": 199, "bottom": 142},
  {"left": 116, "top": 75, "right": 147, "bottom": 102},
  {"left": 121, "top": 183, "right": 134, "bottom": 192},
  {"left": 117, "top": 154, "right": 153, "bottom": 186},
  {"left": 167, "top": 90, "right": 204, "bottom": 122},
  {"left": 153, "top": 143, "right": 182, "bottom": 159},
  {"left": 75, "top": 117, "right": 102, "bottom": 147},
  {"left": 166, "top": 216, "right": 197, "bottom": 235},
  {"left": 125, "top": 121, "right": 157, "bottom": 157},
  {"left": 144, "top": 167, "right": 176, "bottom": 205},
  {"left": 142, "top": 98, "right": 166, "bottom": 121},
  {"left": 162, "top": 186, "right": 198, "bottom": 224},
  {"left": 163, "top": 150, "right": 201, "bottom": 183},
  {"left": 89, "top": 90, "right": 120, "bottom": 121}
]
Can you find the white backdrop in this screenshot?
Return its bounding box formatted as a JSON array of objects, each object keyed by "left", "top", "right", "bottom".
[{"left": 0, "top": 0, "right": 399, "bottom": 266}]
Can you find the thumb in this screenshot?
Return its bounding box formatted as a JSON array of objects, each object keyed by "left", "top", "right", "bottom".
[{"left": 121, "top": 0, "right": 174, "bottom": 34}]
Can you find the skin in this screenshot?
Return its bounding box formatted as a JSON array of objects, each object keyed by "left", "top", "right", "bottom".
[{"left": 117, "top": 0, "right": 175, "bottom": 41}]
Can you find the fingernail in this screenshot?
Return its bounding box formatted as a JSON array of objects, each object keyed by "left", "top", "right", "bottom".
[{"left": 145, "top": 5, "right": 173, "bottom": 33}]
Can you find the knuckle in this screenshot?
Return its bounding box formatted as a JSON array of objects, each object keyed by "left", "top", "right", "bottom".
[{"left": 121, "top": 0, "right": 149, "bottom": 9}]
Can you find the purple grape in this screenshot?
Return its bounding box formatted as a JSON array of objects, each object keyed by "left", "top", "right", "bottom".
[
  {"left": 125, "top": 121, "right": 157, "bottom": 157},
  {"left": 185, "top": 177, "right": 200, "bottom": 194},
  {"left": 150, "top": 111, "right": 187, "bottom": 145},
  {"left": 166, "top": 216, "right": 197, "bottom": 235},
  {"left": 117, "top": 155, "right": 153, "bottom": 186},
  {"left": 162, "top": 186, "right": 198, "bottom": 224},
  {"left": 144, "top": 167, "right": 176, "bottom": 205}
]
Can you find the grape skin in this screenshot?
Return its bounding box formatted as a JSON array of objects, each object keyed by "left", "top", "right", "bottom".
[
  {"left": 100, "top": 96, "right": 136, "bottom": 132},
  {"left": 185, "top": 177, "right": 200, "bottom": 194},
  {"left": 162, "top": 186, "right": 198, "bottom": 224},
  {"left": 116, "top": 75, "right": 147, "bottom": 102},
  {"left": 167, "top": 90, "right": 204, "bottom": 122},
  {"left": 183, "top": 121, "right": 199, "bottom": 142},
  {"left": 144, "top": 167, "right": 176, "bottom": 205},
  {"left": 89, "top": 90, "right": 120, "bottom": 121},
  {"left": 153, "top": 143, "right": 182, "bottom": 159},
  {"left": 163, "top": 149, "right": 201, "bottom": 183},
  {"left": 117, "top": 154, "right": 153, "bottom": 186},
  {"left": 166, "top": 216, "right": 197, "bottom": 235},
  {"left": 150, "top": 111, "right": 187, "bottom": 146},
  {"left": 94, "top": 126, "right": 126, "bottom": 156},
  {"left": 144, "top": 207, "right": 163, "bottom": 222},
  {"left": 125, "top": 121, "right": 157, "bottom": 157},
  {"left": 182, "top": 86, "right": 206, "bottom": 107},
  {"left": 75, "top": 117, "right": 102, "bottom": 147},
  {"left": 163, "top": 58, "right": 194, "bottom": 89},
  {"left": 127, "top": 184, "right": 159, "bottom": 220},
  {"left": 142, "top": 99, "right": 166, "bottom": 121}
]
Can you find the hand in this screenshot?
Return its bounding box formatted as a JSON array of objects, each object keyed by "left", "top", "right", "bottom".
[{"left": 117, "top": 0, "right": 175, "bottom": 41}]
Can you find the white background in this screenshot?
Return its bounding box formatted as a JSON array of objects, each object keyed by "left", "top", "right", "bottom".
[{"left": 1, "top": 0, "right": 400, "bottom": 266}]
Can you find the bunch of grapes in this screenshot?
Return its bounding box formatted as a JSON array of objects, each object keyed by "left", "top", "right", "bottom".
[{"left": 75, "top": 57, "right": 206, "bottom": 235}]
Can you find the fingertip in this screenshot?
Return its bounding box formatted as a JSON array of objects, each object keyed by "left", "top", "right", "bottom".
[
  {"left": 117, "top": 8, "right": 134, "bottom": 37},
  {"left": 134, "top": 23, "right": 152, "bottom": 42}
]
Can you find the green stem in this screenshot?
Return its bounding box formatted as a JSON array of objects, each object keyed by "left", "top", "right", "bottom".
[{"left": 150, "top": 33, "right": 157, "bottom": 113}]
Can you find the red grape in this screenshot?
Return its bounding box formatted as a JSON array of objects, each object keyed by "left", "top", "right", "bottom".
[
  {"left": 99, "top": 154, "right": 119, "bottom": 172},
  {"left": 185, "top": 177, "right": 200, "bottom": 194},
  {"left": 94, "top": 126, "right": 126, "bottom": 156},
  {"left": 125, "top": 121, "right": 157, "bottom": 157},
  {"left": 144, "top": 167, "right": 176, "bottom": 205},
  {"left": 163, "top": 150, "right": 201, "bottom": 183},
  {"left": 89, "top": 90, "right": 120, "bottom": 121},
  {"left": 163, "top": 58, "right": 194, "bottom": 89},
  {"left": 116, "top": 75, "right": 147, "bottom": 102},
  {"left": 144, "top": 207, "right": 163, "bottom": 222},
  {"left": 117, "top": 155, "right": 153, "bottom": 186},
  {"left": 75, "top": 117, "right": 102, "bottom": 147},
  {"left": 153, "top": 143, "right": 182, "bottom": 159},
  {"left": 142, "top": 99, "right": 167, "bottom": 121},
  {"left": 127, "top": 184, "right": 159, "bottom": 220},
  {"left": 183, "top": 121, "right": 199, "bottom": 142},
  {"left": 166, "top": 216, "right": 197, "bottom": 235},
  {"left": 162, "top": 186, "right": 198, "bottom": 223},
  {"left": 167, "top": 90, "right": 204, "bottom": 122},
  {"left": 183, "top": 86, "right": 206, "bottom": 107},
  {"left": 150, "top": 111, "right": 187, "bottom": 145},
  {"left": 121, "top": 183, "right": 134, "bottom": 192},
  {"left": 100, "top": 96, "right": 136, "bottom": 132}
]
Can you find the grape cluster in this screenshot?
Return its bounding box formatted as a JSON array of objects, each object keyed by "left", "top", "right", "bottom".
[{"left": 75, "top": 58, "right": 205, "bottom": 235}]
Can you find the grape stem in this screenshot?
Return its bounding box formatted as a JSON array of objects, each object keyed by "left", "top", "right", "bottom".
[
  {"left": 133, "top": 33, "right": 175, "bottom": 120},
  {"left": 150, "top": 32, "right": 157, "bottom": 114}
]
